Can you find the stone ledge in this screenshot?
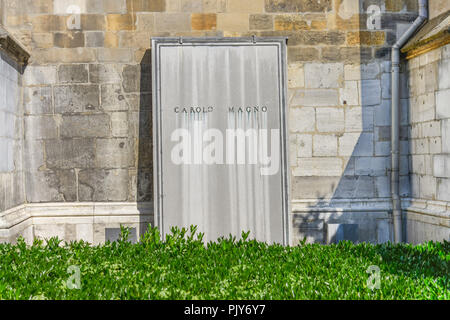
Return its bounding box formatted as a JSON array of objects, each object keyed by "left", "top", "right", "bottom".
[
  {"left": 0, "top": 202, "right": 153, "bottom": 244},
  {"left": 0, "top": 25, "right": 30, "bottom": 66}
]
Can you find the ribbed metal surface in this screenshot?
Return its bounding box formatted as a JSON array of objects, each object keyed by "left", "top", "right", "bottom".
[{"left": 153, "top": 38, "right": 289, "bottom": 244}]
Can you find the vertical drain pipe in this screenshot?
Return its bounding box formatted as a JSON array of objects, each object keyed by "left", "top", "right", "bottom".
[{"left": 391, "top": 0, "right": 428, "bottom": 243}]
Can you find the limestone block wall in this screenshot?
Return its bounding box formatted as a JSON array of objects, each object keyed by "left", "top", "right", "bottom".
[
  {"left": 0, "top": 0, "right": 439, "bottom": 244},
  {"left": 404, "top": 44, "right": 450, "bottom": 244},
  {"left": 0, "top": 51, "right": 24, "bottom": 212}
]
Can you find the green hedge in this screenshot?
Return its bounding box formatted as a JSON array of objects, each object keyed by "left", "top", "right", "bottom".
[{"left": 0, "top": 226, "right": 448, "bottom": 300}]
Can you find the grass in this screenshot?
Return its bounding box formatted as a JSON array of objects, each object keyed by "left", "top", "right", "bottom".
[{"left": 0, "top": 226, "right": 448, "bottom": 300}]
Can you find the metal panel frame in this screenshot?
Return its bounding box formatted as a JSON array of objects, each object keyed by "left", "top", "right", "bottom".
[{"left": 151, "top": 37, "right": 291, "bottom": 245}]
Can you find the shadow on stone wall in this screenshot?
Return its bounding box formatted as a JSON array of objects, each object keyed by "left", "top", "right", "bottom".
[
  {"left": 296, "top": 3, "right": 417, "bottom": 245},
  {"left": 137, "top": 49, "right": 154, "bottom": 234}
]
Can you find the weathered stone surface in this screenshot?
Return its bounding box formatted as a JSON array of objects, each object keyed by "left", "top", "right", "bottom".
[
  {"left": 155, "top": 13, "right": 191, "bottom": 31},
  {"left": 60, "top": 114, "right": 110, "bottom": 138},
  {"left": 316, "top": 107, "right": 345, "bottom": 132},
  {"left": 89, "top": 64, "right": 122, "bottom": 83},
  {"left": 360, "top": 80, "right": 381, "bottom": 106},
  {"left": 85, "top": 32, "right": 105, "bottom": 47},
  {"left": 126, "top": 0, "right": 165, "bottom": 12},
  {"left": 24, "top": 116, "right": 58, "bottom": 140},
  {"left": 265, "top": 0, "right": 332, "bottom": 13},
  {"left": 191, "top": 13, "right": 217, "bottom": 31},
  {"left": 122, "top": 64, "right": 151, "bottom": 92},
  {"left": 26, "top": 170, "right": 77, "bottom": 202},
  {"left": 78, "top": 169, "right": 129, "bottom": 201},
  {"left": 250, "top": 14, "right": 273, "bottom": 30},
  {"left": 54, "top": 32, "right": 85, "bottom": 48},
  {"left": 292, "top": 89, "right": 339, "bottom": 106},
  {"left": 313, "top": 134, "right": 337, "bottom": 156},
  {"left": 101, "top": 84, "right": 129, "bottom": 111},
  {"left": 290, "top": 107, "right": 315, "bottom": 132},
  {"left": 294, "top": 158, "right": 343, "bottom": 177},
  {"left": 339, "top": 80, "right": 359, "bottom": 106},
  {"left": 58, "top": 64, "right": 89, "bottom": 83},
  {"left": 45, "top": 138, "right": 96, "bottom": 169},
  {"left": 288, "top": 46, "right": 320, "bottom": 62},
  {"left": 54, "top": 85, "right": 100, "bottom": 113},
  {"left": 436, "top": 89, "right": 450, "bottom": 119},
  {"left": 217, "top": 13, "right": 249, "bottom": 31},
  {"left": 23, "top": 66, "right": 57, "bottom": 86},
  {"left": 107, "top": 14, "right": 137, "bottom": 31},
  {"left": 305, "top": 63, "right": 343, "bottom": 88},
  {"left": 96, "top": 138, "right": 134, "bottom": 168},
  {"left": 291, "top": 176, "right": 340, "bottom": 199},
  {"left": 23, "top": 87, "right": 53, "bottom": 115},
  {"left": 97, "top": 48, "right": 133, "bottom": 63},
  {"left": 287, "top": 63, "right": 304, "bottom": 88}
]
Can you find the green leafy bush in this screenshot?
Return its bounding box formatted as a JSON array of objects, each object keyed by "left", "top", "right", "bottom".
[{"left": 0, "top": 226, "right": 448, "bottom": 300}]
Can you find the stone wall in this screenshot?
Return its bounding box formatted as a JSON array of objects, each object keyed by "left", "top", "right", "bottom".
[
  {"left": 404, "top": 44, "right": 450, "bottom": 243},
  {"left": 0, "top": 0, "right": 447, "bottom": 244},
  {"left": 0, "top": 50, "right": 24, "bottom": 212}
]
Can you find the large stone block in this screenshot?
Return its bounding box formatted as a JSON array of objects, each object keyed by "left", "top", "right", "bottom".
[
  {"left": 313, "top": 134, "right": 337, "bottom": 156},
  {"left": 355, "top": 156, "right": 389, "bottom": 176},
  {"left": 154, "top": 13, "right": 191, "bottom": 31},
  {"left": 78, "top": 169, "right": 129, "bottom": 201},
  {"left": 292, "top": 89, "right": 339, "bottom": 106},
  {"left": 26, "top": 170, "right": 77, "bottom": 202},
  {"left": 434, "top": 155, "right": 450, "bottom": 178},
  {"left": 333, "top": 176, "right": 376, "bottom": 199},
  {"left": 54, "top": 85, "right": 100, "bottom": 113},
  {"left": 217, "top": 13, "right": 249, "bottom": 31},
  {"left": 288, "top": 46, "right": 320, "bottom": 62},
  {"left": 191, "top": 13, "right": 217, "bottom": 31},
  {"left": 96, "top": 138, "right": 134, "bottom": 168},
  {"left": 374, "top": 100, "right": 391, "bottom": 126},
  {"left": 438, "top": 59, "right": 450, "bottom": 90},
  {"left": 23, "top": 140, "right": 45, "bottom": 171},
  {"left": 436, "top": 89, "right": 450, "bottom": 119},
  {"left": 304, "top": 63, "right": 343, "bottom": 89},
  {"left": 339, "top": 80, "right": 359, "bottom": 106},
  {"left": 96, "top": 48, "right": 133, "bottom": 63},
  {"left": 338, "top": 132, "right": 360, "bottom": 157},
  {"left": 107, "top": 14, "right": 137, "bottom": 31},
  {"left": 111, "top": 112, "right": 129, "bottom": 137},
  {"left": 291, "top": 176, "right": 340, "bottom": 199},
  {"left": 316, "top": 107, "right": 344, "bottom": 132},
  {"left": 85, "top": 32, "right": 105, "bottom": 47},
  {"left": 296, "top": 134, "right": 312, "bottom": 158},
  {"left": 60, "top": 114, "right": 110, "bottom": 138},
  {"left": 45, "top": 138, "right": 96, "bottom": 169},
  {"left": 352, "top": 132, "right": 374, "bottom": 156},
  {"left": 58, "top": 64, "right": 89, "bottom": 83},
  {"left": 101, "top": 84, "right": 129, "bottom": 111},
  {"left": 89, "top": 64, "right": 122, "bottom": 83},
  {"left": 360, "top": 80, "right": 381, "bottom": 106},
  {"left": 54, "top": 32, "right": 85, "bottom": 48},
  {"left": 126, "top": 0, "right": 165, "bottom": 12},
  {"left": 442, "top": 119, "right": 450, "bottom": 153},
  {"left": 250, "top": 14, "right": 273, "bottom": 30},
  {"left": 290, "top": 107, "right": 315, "bottom": 133},
  {"left": 437, "top": 178, "right": 450, "bottom": 201},
  {"left": 24, "top": 116, "right": 58, "bottom": 140},
  {"left": 265, "top": 0, "right": 332, "bottom": 12},
  {"left": 294, "top": 158, "right": 343, "bottom": 177},
  {"left": 288, "top": 63, "right": 305, "bottom": 88},
  {"left": 23, "top": 66, "right": 57, "bottom": 86},
  {"left": 122, "top": 64, "right": 151, "bottom": 93},
  {"left": 23, "top": 87, "right": 53, "bottom": 115}
]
